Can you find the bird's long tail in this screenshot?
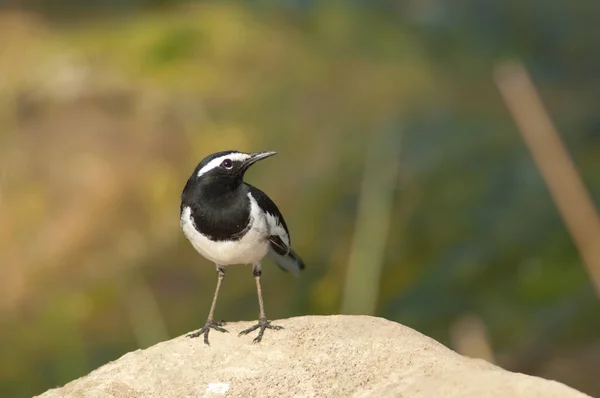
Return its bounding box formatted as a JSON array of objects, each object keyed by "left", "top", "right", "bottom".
[{"left": 267, "top": 247, "right": 305, "bottom": 276}]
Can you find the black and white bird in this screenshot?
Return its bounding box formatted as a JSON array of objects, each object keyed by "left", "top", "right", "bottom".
[{"left": 180, "top": 150, "right": 305, "bottom": 345}]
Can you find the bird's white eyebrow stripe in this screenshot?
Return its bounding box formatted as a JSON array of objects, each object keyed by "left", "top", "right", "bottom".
[{"left": 197, "top": 153, "right": 251, "bottom": 177}]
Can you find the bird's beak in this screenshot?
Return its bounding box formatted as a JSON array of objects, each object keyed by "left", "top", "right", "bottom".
[{"left": 242, "top": 151, "right": 277, "bottom": 170}]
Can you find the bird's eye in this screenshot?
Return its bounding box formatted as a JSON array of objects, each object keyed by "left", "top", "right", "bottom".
[{"left": 221, "top": 159, "right": 233, "bottom": 169}]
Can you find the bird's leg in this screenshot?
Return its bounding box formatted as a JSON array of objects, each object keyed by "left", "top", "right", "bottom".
[
  {"left": 238, "top": 263, "right": 283, "bottom": 343},
  {"left": 187, "top": 265, "right": 229, "bottom": 345}
]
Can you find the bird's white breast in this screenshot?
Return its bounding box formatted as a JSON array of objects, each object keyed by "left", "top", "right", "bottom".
[{"left": 180, "top": 194, "right": 270, "bottom": 266}]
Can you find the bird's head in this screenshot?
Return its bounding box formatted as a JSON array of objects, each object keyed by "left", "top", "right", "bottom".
[{"left": 185, "top": 150, "right": 277, "bottom": 192}]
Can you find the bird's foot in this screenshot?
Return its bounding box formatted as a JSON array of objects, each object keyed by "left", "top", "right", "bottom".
[
  {"left": 186, "top": 319, "right": 228, "bottom": 345},
  {"left": 238, "top": 317, "right": 283, "bottom": 343}
]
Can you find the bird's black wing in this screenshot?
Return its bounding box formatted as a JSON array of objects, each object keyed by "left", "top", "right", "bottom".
[
  {"left": 267, "top": 235, "right": 288, "bottom": 256},
  {"left": 246, "top": 183, "right": 291, "bottom": 251},
  {"left": 246, "top": 184, "right": 305, "bottom": 275}
]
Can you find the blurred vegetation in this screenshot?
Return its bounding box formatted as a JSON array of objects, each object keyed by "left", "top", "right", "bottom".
[{"left": 1, "top": 1, "right": 599, "bottom": 397}]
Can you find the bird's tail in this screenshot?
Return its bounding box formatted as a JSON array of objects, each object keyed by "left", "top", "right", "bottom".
[{"left": 267, "top": 247, "right": 305, "bottom": 276}]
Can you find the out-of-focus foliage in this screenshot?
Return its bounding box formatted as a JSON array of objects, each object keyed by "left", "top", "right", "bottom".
[{"left": 1, "top": 1, "right": 599, "bottom": 397}]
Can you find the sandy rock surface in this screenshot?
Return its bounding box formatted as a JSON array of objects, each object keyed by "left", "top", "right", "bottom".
[{"left": 37, "top": 315, "right": 590, "bottom": 398}]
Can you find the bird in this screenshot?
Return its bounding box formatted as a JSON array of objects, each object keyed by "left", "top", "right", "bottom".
[{"left": 180, "top": 150, "right": 305, "bottom": 345}]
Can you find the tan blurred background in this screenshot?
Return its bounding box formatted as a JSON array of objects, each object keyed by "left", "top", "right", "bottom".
[{"left": 1, "top": 1, "right": 600, "bottom": 397}]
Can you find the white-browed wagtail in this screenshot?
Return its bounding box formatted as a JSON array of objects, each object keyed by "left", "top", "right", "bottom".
[{"left": 180, "top": 150, "right": 305, "bottom": 345}]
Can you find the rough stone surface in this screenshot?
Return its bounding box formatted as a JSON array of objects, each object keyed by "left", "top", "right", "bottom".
[{"left": 37, "top": 315, "right": 590, "bottom": 398}]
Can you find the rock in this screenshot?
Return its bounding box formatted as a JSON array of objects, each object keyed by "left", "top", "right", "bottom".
[{"left": 37, "top": 315, "right": 589, "bottom": 398}]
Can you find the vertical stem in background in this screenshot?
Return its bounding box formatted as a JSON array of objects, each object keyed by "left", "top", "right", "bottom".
[
  {"left": 494, "top": 60, "right": 600, "bottom": 299},
  {"left": 450, "top": 314, "right": 496, "bottom": 364},
  {"left": 340, "top": 124, "right": 401, "bottom": 315}
]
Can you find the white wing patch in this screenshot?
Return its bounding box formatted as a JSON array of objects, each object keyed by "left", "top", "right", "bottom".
[
  {"left": 265, "top": 211, "right": 290, "bottom": 248},
  {"left": 197, "top": 153, "right": 251, "bottom": 177}
]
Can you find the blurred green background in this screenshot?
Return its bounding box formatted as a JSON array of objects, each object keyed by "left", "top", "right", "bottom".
[{"left": 1, "top": 1, "right": 600, "bottom": 397}]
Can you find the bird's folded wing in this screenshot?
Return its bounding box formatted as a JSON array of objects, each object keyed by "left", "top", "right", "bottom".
[
  {"left": 246, "top": 184, "right": 291, "bottom": 246},
  {"left": 269, "top": 235, "right": 290, "bottom": 256}
]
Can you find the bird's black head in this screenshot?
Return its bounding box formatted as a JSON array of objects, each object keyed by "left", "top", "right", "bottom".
[{"left": 183, "top": 150, "right": 277, "bottom": 198}]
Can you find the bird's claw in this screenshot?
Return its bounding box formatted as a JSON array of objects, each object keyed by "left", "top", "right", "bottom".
[
  {"left": 238, "top": 318, "right": 283, "bottom": 343},
  {"left": 187, "top": 319, "right": 229, "bottom": 345}
]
